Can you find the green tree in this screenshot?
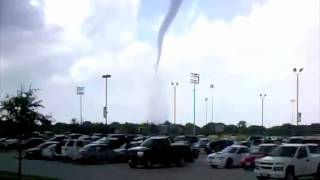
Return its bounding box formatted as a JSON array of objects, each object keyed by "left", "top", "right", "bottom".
[{"left": 0, "top": 89, "right": 50, "bottom": 180}]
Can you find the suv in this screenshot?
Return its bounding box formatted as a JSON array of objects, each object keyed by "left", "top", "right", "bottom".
[
  {"left": 127, "top": 136, "right": 194, "bottom": 168},
  {"left": 62, "top": 140, "right": 90, "bottom": 160},
  {"left": 205, "top": 140, "right": 234, "bottom": 154},
  {"left": 255, "top": 144, "right": 320, "bottom": 180}
]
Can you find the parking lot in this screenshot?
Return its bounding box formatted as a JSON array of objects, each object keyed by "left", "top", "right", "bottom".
[{"left": 0, "top": 151, "right": 258, "bottom": 180}]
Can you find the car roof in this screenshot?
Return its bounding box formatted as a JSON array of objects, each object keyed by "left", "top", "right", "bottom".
[
  {"left": 281, "top": 143, "right": 305, "bottom": 147},
  {"left": 230, "top": 145, "right": 248, "bottom": 148},
  {"left": 305, "top": 143, "right": 319, "bottom": 146},
  {"left": 259, "top": 143, "right": 277, "bottom": 146},
  {"left": 149, "top": 136, "right": 168, "bottom": 139},
  {"left": 85, "top": 144, "right": 107, "bottom": 147}
]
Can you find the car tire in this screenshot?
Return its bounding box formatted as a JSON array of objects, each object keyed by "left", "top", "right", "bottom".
[
  {"left": 285, "top": 168, "right": 296, "bottom": 180},
  {"left": 144, "top": 160, "right": 153, "bottom": 169},
  {"left": 89, "top": 157, "right": 96, "bottom": 164},
  {"left": 225, "top": 158, "right": 233, "bottom": 169},
  {"left": 210, "top": 165, "right": 216, "bottom": 168},
  {"left": 315, "top": 165, "right": 320, "bottom": 179},
  {"left": 256, "top": 177, "right": 267, "bottom": 180},
  {"left": 128, "top": 160, "right": 137, "bottom": 168},
  {"left": 177, "top": 157, "right": 186, "bottom": 167}
]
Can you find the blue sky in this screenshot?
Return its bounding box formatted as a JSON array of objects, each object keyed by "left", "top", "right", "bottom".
[{"left": 0, "top": 0, "right": 319, "bottom": 127}]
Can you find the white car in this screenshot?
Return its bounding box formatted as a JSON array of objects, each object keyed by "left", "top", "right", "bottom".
[
  {"left": 255, "top": 144, "right": 320, "bottom": 180},
  {"left": 207, "top": 145, "right": 249, "bottom": 168},
  {"left": 61, "top": 140, "right": 90, "bottom": 160}
]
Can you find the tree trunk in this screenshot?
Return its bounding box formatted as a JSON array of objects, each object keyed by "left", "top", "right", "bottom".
[{"left": 18, "top": 133, "right": 22, "bottom": 180}]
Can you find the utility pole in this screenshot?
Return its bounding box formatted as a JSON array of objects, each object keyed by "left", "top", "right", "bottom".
[
  {"left": 171, "top": 82, "right": 178, "bottom": 125},
  {"left": 190, "top": 73, "right": 199, "bottom": 135},
  {"left": 293, "top": 67, "right": 303, "bottom": 126},
  {"left": 210, "top": 84, "right": 214, "bottom": 123},
  {"left": 76, "top": 87, "right": 84, "bottom": 124},
  {"left": 290, "top": 99, "right": 295, "bottom": 125},
  {"left": 102, "top": 74, "right": 111, "bottom": 125},
  {"left": 259, "top": 93, "right": 266, "bottom": 127},
  {"left": 205, "top": 97, "right": 208, "bottom": 125}
]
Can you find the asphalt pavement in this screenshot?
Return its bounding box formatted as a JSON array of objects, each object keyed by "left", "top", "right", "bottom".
[{"left": 0, "top": 151, "right": 314, "bottom": 180}]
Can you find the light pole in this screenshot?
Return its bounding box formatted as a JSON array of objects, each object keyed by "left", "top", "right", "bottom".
[
  {"left": 259, "top": 93, "right": 266, "bottom": 127},
  {"left": 290, "top": 99, "right": 295, "bottom": 125},
  {"left": 102, "top": 74, "right": 111, "bottom": 125},
  {"left": 76, "top": 86, "right": 84, "bottom": 124},
  {"left": 210, "top": 84, "right": 214, "bottom": 123},
  {"left": 205, "top": 97, "right": 208, "bottom": 125},
  {"left": 171, "top": 82, "right": 178, "bottom": 125},
  {"left": 293, "top": 67, "right": 303, "bottom": 126},
  {"left": 190, "top": 73, "right": 199, "bottom": 135}
]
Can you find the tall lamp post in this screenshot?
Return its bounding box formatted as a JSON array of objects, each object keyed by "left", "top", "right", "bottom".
[
  {"left": 76, "top": 86, "right": 85, "bottom": 124},
  {"left": 259, "top": 93, "right": 266, "bottom": 127},
  {"left": 171, "top": 82, "right": 178, "bottom": 125},
  {"left": 205, "top": 97, "right": 208, "bottom": 125},
  {"left": 210, "top": 84, "right": 215, "bottom": 123},
  {"left": 293, "top": 67, "right": 303, "bottom": 126},
  {"left": 102, "top": 74, "right": 111, "bottom": 125},
  {"left": 290, "top": 99, "right": 295, "bottom": 125},
  {"left": 190, "top": 73, "right": 200, "bottom": 135}
]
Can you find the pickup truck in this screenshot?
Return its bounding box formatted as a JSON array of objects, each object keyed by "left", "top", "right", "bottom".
[
  {"left": 127, "top": 136, "right": 194, "bottom": 168},
  {"left": 254, "top": 144, "right": 320, "bottom": 180}
]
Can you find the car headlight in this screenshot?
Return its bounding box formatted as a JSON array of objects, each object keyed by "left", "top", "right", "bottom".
[
  {"left": 137, "top": 151, "right": 144, "bottom": 157},
  {"left": 208, "top": 156, "right": 214, "bottom": 160},
  {"left": 273, "top": 167, "right": 284, "bottom": 171},
  {"left": 217, "top": 157, "right": 225, "bottom": 160}
]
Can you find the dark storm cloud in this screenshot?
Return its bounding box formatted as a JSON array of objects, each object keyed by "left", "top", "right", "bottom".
[
  {"left": 0, "top": 0, "right": 44, "bottom": 31},
  {"left": 0, "top": 0, "right": 61, "bottom": 64}
]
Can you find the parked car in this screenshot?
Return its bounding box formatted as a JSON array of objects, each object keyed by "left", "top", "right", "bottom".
[
  {"left": 93, "top": 137, "right": 125, "bottom": 149},
  {"left": 66, "top": 133, "right": 82, "bottom": 139},
  {"left": 174, "top": 135, "right": 199, "bottom": 145},
  {"left": 174, "top": 135, "right": 200, "bottom": 159},
  {"left": 2, "top": 138, "right": 18, "bottom": 149},
  {"left": 285, "top": 136, "right": 304, "bottom": 144},
  {"left": 62, "top": 140, "right": 90, "bottom": 160},
  {"left": 194, "top": 138, "right": 210, "bottom": 149},
  {"left": 0, "top": 138, "right": 7, "bottom": 149},
  {"left": 48, "top": 135, "right": 66, "bottom": 142},
  {"left": 207, "top": 145, "right": 250, "bottom": 168},
  {"left": 114, "top": 141, "right": 143, "bottom": 161},
  {"left": 108, "top": 134, "right": 126, "bottom": 144},
  {"left": 21, "top": 138, "right": 45, "bottom": 149},
  {"left": 255, "top": 144, "right": 320, "bottom": 180},
  {"left": 127, "top": 136, "right": 194, "bottom": 168},
  {"left": 77, "top": 144, "right": 120, "bottom": 163},
  {"left": 305, "top": 143, "right": 320, "bottom": 154},
  {"left": 241, "top": 144, "right": 278, "bottom": 169},
  {"left": 205, "top": 140, "right": 234, "bottom": 154},
  {"left": 25, "top": 141, "right": 58, "bottom": 159},
  {"left": 42, "top": 140, "right": 67, "bottom": 160}
]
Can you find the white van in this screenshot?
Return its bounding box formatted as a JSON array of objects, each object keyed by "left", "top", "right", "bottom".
[{"left": 62, "top": 140, "right": 90, "bottom": 160}]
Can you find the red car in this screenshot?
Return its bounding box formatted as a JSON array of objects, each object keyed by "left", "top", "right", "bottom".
[{"left": 241, "top": 143, "right": 278, "bottom": 169}]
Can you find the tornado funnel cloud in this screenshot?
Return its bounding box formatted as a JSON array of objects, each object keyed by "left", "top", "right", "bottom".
[{"left": 155, "top": 0, "right": 183, "bottom": 71}]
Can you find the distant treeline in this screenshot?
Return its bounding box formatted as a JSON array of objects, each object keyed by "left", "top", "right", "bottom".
[{"left": 1, "top": 120, "right": 319, "bottom": 138}]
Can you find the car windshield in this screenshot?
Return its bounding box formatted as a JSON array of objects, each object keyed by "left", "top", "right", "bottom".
[
  {"left": 174, "top": 136, "right": 184, "bottom": 142},
  {"left": 37, "top": 142, "right": 53, "bottom": 149},
  {"left": 269, "top": 146, "right": 298, "bottom": 157},
  {"left": 66, "top": 141, "right": 74, "bottom": 147},
  {"left": 141, "top": 139, "right": 156, "bottom": 148},
  {"left": 308, "top": 146, "right": 320, "bottom": 154},
  {"left": 221, "top": 146, "right": 237, "bottom": 154}
]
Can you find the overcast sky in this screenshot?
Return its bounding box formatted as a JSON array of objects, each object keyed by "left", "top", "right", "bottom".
[{"left": 0, "top": 0, "right": 319, "bottom": 127}]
